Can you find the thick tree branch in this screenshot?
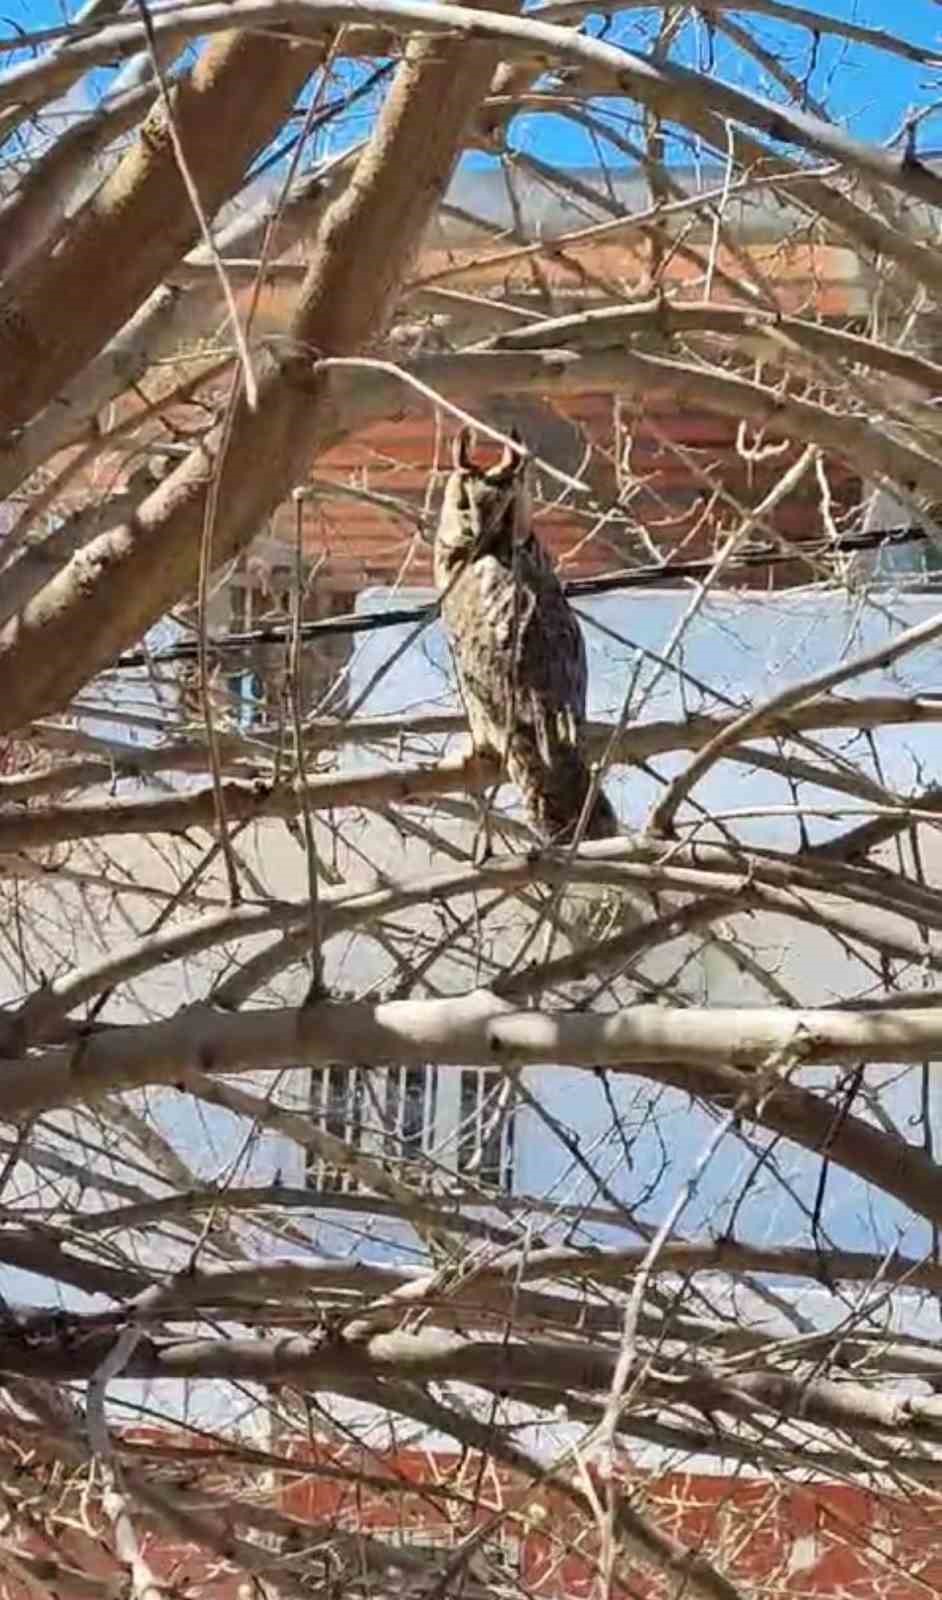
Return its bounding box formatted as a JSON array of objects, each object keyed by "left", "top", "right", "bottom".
[
  {"left": 8, "top": 991, "right": 942, "bottom": 1123},
  {"left": 0, "top": 18, "right": 515, "bottom": 730},
  {"left": 0, "top": 30, "right": 323, "bottom": 433},
  {"left": 6, "top": 3, "right": 942, "bottom": 212},
  {"left": 486, "top": 299, "right": 942, "bottom": 398}
]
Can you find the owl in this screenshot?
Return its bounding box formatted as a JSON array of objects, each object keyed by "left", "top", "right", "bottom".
[{"left": 434, "top": 429, "right": 619, "bottom": 847}]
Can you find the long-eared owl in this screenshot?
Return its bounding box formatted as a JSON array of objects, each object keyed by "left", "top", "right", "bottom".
[{"left": 434, "top": 430, "right": 618, "bottom": 845}]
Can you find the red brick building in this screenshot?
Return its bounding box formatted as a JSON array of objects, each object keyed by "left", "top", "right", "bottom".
[
  {"left": 283, "top": 239, "right": 867, "bottom": 596},
  {"left": 9, "top": 1434, "right": 937, "bottom": 1600}
]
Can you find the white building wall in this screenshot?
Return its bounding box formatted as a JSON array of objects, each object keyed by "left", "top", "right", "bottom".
[
  {"left": 5, "top": 583, "right": 942, "bottom": 1433},
  {"left": 337, "top": 584, "right": 942, "bottom": 1263}
]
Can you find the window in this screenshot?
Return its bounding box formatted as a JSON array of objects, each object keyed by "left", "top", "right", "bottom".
[
  {"left": 308, "top": 1064, "right": 366, "bottom": 1193},
  {"left": 383, "top": 1525, "right": 455, "bottom": 1551},
  {"left": 229, "top": 580, "right": 250, "bottom": 633},
  {"left": 307, "top": 1065, "right": 514, "bottom": 1195},
  {"left": 385, "top": 1065, "right": 437, "bottom": 1166},
  {"left": 458, "top": 1068, "right": 514, "bottom": 1192},
  {"left": 225, "top": 668, "right": 265, "bottom": 729},
  {"left": 308, "top": 1065, "right": 437, "bottom": 1193},
  {"left": 381, "top": 1523, "right": 521, "bottom": 1580}
]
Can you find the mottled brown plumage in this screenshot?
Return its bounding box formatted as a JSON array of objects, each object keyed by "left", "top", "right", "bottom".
[{"left": 434, "top": 430, "right": 618, "bottom": 845}]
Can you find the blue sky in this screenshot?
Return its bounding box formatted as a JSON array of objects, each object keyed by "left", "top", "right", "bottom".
[
  {"left": 4, "top": 0, "right": 942, "bottom": 170},
  {"left": 506, "top": 0, "right": 942, "bottom": 168},
  {"left": 713, "top": 0, "right": 942, "bottom": 145}
]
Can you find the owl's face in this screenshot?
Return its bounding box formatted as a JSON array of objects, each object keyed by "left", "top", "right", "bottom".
[{"left": 436, "top": 430, "right": 532, "bottom": 561}]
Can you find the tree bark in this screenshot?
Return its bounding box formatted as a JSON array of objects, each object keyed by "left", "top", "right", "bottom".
[
  {"left": 0, "top": 17, "right": 514, "bottom": 732},
  {"left": 0, "top": 30, "right": 323, "bottom": 433},
  {"left": 10, "top": 990, "right": 942, "bottom": 1120}
]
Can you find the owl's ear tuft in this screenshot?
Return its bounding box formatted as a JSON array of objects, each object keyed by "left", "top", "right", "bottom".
[
  {"left": 453, "top": 428, "right": 475, "bottom": 472},
  {"left": 496, "top": 426, "right": 528, "bottom": 476}
]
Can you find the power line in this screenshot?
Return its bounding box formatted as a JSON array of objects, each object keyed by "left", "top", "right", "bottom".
[{"left": 113, "top": 524, "right": 933, "bottom": 670}]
